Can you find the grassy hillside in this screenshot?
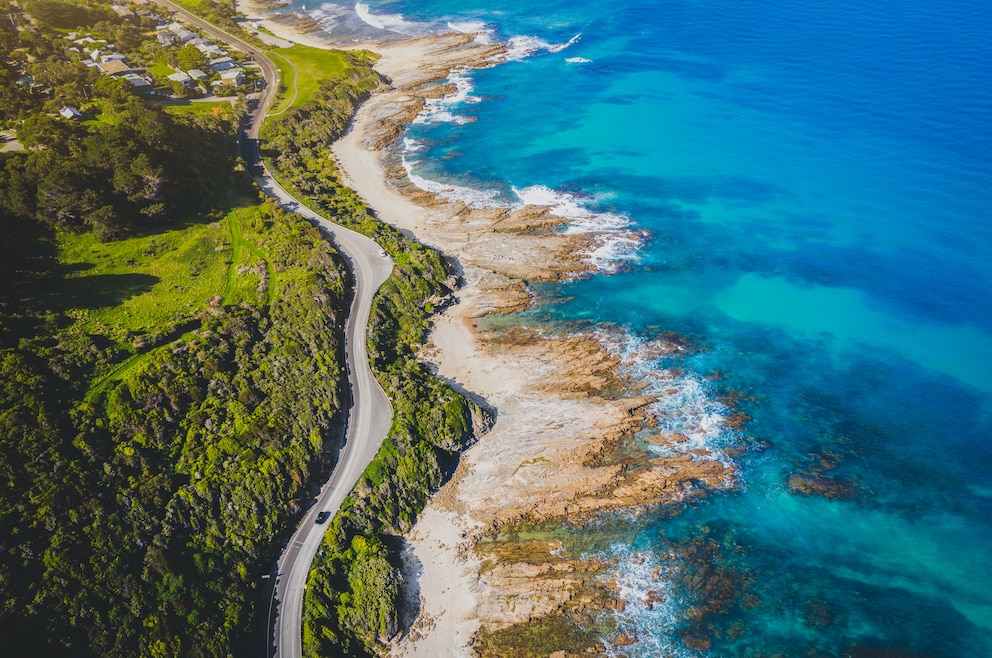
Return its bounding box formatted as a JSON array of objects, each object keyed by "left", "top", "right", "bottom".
[
  {"left": 0, "top": 186, "right": 353, "bottom": 655},
  {"left": 268, "top": 45, "right": 356, "bottom": 117}
]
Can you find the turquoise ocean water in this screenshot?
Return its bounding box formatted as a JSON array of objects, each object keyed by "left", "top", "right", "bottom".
[{"left": 291, "top": 0, "right": 992, "bottom": 654}]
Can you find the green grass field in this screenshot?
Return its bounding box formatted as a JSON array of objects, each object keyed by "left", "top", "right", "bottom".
[
  {"left": 223, "top": 207, "right": 275, "bottom": 307},
  {"left": 148, "top": 61, "right": 175, "bottom": 78},
  {"left": 161, "top": 100, "right": 236, "bottom": 119},
  {"left": 59, "top": 202, "right": 285, "bottom": 400},
  {"left": 81, "top": 112, "right": 117, "bottom": 128},
  {"left": 59, "top": 220, "right": 230, "bottom": 338},
  {"left": 267, "top": 45, "right": 350, "bottom": 116}
]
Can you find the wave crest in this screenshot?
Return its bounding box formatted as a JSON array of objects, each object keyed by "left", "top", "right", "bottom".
[
  {"left": 354, "top": 2, "right": 433, "bottom": 36},
  {"left": 447, "top": 19, "right": 495, "bottom": 44},
  {"left": 414, "top": 70, "right": 480, "bottom": 125},
  {"left": 401, "top": 153, "right": 502, "bottom": 209},
  {"left": 599, "top": 544, "right": 696, "bottom": 658},
  {"left": 595, "top": 329, "right": 743, "bottom": 472},
  {"left": 502, "top": 33, "right": 582, "bottom": 62},
  {"left": 513, "top": 185, "right": 641, "bottom": 271}
]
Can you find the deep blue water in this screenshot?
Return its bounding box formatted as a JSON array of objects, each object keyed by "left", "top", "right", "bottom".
[{"left": 296, "top": 0, "right": 992, "bottom": 654}]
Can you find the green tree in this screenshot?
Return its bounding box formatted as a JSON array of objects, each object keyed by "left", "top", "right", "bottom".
[{"left": 175, "top": 43, "right": 207, "bottom": 73}]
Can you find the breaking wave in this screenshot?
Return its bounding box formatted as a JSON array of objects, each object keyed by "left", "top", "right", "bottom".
[
  {"left": 594, "top": 329, "right": 743, "bottom": 471},
  {"left": 401, "top": 151, "right": 502, "bottom": 209},
  {"left": 599, "top": 544, "right": 697, "bottom": 658},
  {"left": 413, "top": 70, "right": 481, "bottom": 125},
  {"left": 502, "top": 33, "right": 582, "bottom": 61},
  {"left": 307, "top": 4, "right": 345, "bottom": 30},
  {"left": 354, "top": 2, "right": 434, "bottom": 36},
  {"left": 447, "top": 19, "right": 496, "bottom": 44},
  {"left": 513, "top": 185, "right": 642, "bottom": 272}
]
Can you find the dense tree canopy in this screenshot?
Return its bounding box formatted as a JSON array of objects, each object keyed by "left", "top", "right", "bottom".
[
  {"left": 0, "top": 11, "right": 351, "bottom": 654},
  {"left": 2, "top": 6, "right": 482, "bottom": 657},
  {"left": 2, "top": 96, "right": 234, "bottom": 239},
  {"left": 21, "top": 0, "right": 117, "bottom": 30}
]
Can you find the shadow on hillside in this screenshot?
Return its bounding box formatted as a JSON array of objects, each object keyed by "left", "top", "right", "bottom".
[{"left": 55, "top": 273, "right": 160, "bottom": 310}]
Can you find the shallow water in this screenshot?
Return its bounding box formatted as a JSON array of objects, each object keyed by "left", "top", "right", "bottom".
[{"left": 293, "top": 0, "right": 992, "bottom": 653}]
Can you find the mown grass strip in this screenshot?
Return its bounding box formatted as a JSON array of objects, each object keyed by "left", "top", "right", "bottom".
[{"left": 267, "top": 45, "right": 350, "bottom": 116}]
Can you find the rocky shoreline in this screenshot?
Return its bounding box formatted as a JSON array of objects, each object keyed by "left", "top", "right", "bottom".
[{"left": 234, "top": 5, "right": 741, "bottom": 654}]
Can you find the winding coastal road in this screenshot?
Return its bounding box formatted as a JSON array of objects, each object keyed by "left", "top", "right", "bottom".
[
  {"left": 254, "top": 168, "right": 394, "bottom": 658},
  {"left": 148, "top": 3, "right": 394, "bottom": 656}
]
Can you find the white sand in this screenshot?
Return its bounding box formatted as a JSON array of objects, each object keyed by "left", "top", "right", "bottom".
[{"left": 394, "top": 507, "right": 482, "bottom": 658}]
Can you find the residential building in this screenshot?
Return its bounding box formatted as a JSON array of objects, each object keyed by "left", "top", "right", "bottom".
[{"left": 59, "top": 106, "right": 83, "bottom": 120}]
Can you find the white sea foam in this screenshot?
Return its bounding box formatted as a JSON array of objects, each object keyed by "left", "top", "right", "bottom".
[
  {"left": 648, "top": 373, "right": 739, "bottom": 466},
  {"left": 583, "top": 233, "right": 644, "bottom": 274},
  {"left": 402, "top": 137, "right": 425, "bottom": 153},
  {"left": 502, "top": 33, "right": 582, "bottom": 61},
  {"left": 513, "top": 185, "right": 631, "bottom": 232},
  {"left": 400, "top": 153, "right": 643, "bottom": 270},
  {"left": 401, "top": 154, "right": 502, "bottom": 208},
  {"left": 307, "top": 4, "right": 341, "bottom": 30},
  {"left": 594, "top": 330, "right": 742, "bottom": 472},
  {"left": 403, "top": 49, "right": 643, "bottom": 273},
  {"left": 414, "top": 70, "right": 480, "bottom": 125},
  {"left": 354, "top": 2, "right": 433, "bottom": 36},
  {"left": 446, "top": 19, "right": 495, "bottom": 44},
  {"left": 307, "top": 5, "right": 344, "bottom": 30},
  {"left": 512, "top": 185, "right": 642, "bottom": 271},
  {"left": 566, "top": 56, "right": 592, "bottom": 64},
  {"left": 599, "top": 544, "right": 695, "bottom": 658}
]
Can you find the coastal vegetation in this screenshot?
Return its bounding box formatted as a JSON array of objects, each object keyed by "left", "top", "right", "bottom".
[
  {"left": 0, "top": 8, "right": 353, "bottom": 655},
  {"left": 267, "top": 45, "right": 352, "bottom": 116},
  {"left": 260, "top": 61, "right": 484, "bottom": 656},
  {"left": 3, "top": 2, "right": 485, "bottom": 655}
]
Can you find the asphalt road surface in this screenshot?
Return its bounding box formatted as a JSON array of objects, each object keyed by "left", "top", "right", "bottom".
[
  {"left": 255, "top": 170, "right": 394, "bottom": 658},
  {"left": 147, "top": 4, "right": 394, "bottom": 656}
]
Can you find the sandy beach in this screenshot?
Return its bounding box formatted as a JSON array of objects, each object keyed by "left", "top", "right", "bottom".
[{"left": 234, "top": 4, "right": 736, "bottom": 654}]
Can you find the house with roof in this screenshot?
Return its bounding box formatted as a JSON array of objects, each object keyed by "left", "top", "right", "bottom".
[
  {"left": 100, "top": 52, "right": 127, "bottom": 64},
  {"left": 96, "top": 60, "right": 133, "bottom": 76},
  {"left": 167, "top": 22, "right": 196, "bottom": 42},
  {"left": 188, "top": 69, "right": 210, "bottom": 83},
  {"left": 73, "top": 35, "right": 106, "bottom": 46},
  {"left": 167, "top": 71, "right": 192, "bottom": 87},
  {"left": 209, "top": 57, "right": 237, "bottom": 72},
  {"left": 59, "top": 106, "right": 84, "bottom": 120},
  {"left": 195, "top": 40, "right": 226, "bottom": 58},
  {"left": 217, "top": 68, "right": 245, "bottom": 86},
  {"left": 121, "top": 73, "right": 152, "bottom": 89}
]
